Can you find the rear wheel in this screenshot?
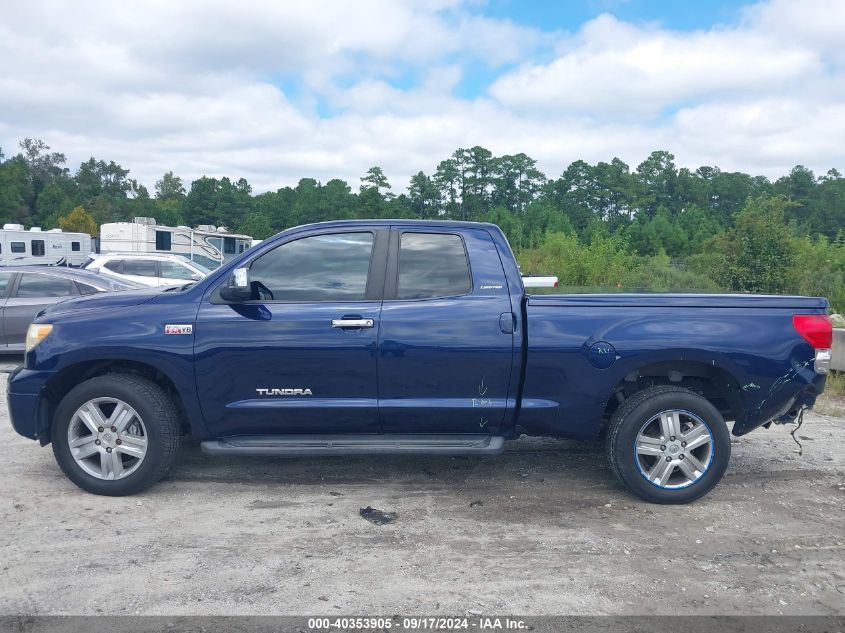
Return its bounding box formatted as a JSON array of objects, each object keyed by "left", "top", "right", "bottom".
[
  {"left": 51, "top": 374, "right": 182, "bottom": 495},
  {"left": 606, "top": 386, "right": 730, "bottom": 504}
]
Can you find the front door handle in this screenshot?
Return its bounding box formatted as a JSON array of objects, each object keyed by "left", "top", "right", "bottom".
[{"left": 331, "top": 318, "right": 374, "bottom": 328}]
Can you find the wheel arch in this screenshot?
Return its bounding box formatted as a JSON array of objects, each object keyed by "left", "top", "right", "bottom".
[
  {"left": 38, "top": 359, "right": 191, "bottom": 444},
  {"left": 600, "top": 358, "right": 745, "bottom": 433}
]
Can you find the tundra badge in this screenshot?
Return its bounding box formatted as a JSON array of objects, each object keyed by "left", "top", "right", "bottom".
[{"left": 256, "top": 388, "right": 313, "bottom": 396}]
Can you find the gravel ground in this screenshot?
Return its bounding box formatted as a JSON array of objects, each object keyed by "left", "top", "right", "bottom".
[{"left": 0, "top": 355, "right": 843, "bottom": 616}]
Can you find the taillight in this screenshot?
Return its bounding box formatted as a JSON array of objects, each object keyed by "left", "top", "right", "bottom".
[{"left": 792, "top": 315, "right": 832, "bottom": 349}]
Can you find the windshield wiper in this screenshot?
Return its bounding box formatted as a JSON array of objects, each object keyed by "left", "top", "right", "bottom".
[{"left": 163, "top": 282, "right": 196, "bottom": 292}]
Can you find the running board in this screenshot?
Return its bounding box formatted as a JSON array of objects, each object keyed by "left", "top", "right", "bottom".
[{"left": 201, "top": 434, "right": 506, "bottom": 457}]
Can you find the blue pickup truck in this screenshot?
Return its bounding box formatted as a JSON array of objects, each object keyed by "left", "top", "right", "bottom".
[{"left": 7, "top": 220, "right": 832, "bottom": 503}]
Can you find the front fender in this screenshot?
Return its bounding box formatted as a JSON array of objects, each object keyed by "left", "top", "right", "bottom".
[{"left": 26, "top": 298, "right": 208, "bottom": 439}]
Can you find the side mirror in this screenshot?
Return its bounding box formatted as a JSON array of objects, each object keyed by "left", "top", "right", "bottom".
[
  {"left": 190, "top": 273, "right": 203, "bottom": 281},
  {"left": 219, "top": 267, "right": 252, "bottom": 302}
]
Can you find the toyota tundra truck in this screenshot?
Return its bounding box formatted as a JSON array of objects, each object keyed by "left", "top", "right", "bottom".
[{"left": 7, "top": 220, "right": 832, "bottom": 503}]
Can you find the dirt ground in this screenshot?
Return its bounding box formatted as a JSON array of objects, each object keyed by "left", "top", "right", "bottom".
[{"left": 0, "top": 356, "right": 843, "bottom": 616}]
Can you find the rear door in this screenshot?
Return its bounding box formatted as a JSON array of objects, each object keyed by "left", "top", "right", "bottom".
[
  {"left": 4, "top": 272, "right": 79, "bottom": 348},
  {"left": 377, "top": 228, "right": 515, "bottom": 435},
  {"left": 194, "top": 228, "right": 387, "bottom": 437}
]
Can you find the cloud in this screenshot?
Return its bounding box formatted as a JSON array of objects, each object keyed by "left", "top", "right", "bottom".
[
  {"left": 489, "top": 14, "right": 823, "bottom": 118},
  {"left": 0, "top": 0, "right": 843, "bottom": 195}
]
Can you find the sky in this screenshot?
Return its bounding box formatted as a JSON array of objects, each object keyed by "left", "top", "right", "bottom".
[{"left": 1, "top": 0, "right": 844, "bottom": 194}]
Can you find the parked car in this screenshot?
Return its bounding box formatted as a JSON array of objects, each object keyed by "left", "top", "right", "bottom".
[
  {"left": 0, "top": 266, "right": 144, "bottom": 352},
  {"left": 82, "top": 253, "right": 211, "bottom": 288},
  {"left": 8, "top": 221, "right": 831, "bottom": 503}
]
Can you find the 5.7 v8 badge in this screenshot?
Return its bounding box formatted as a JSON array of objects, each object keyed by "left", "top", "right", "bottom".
[{"left": 165, "top": 324, "right": 193, "bottom": 335}]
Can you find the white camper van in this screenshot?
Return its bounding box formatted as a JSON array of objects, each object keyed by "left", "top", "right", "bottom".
[
  {"left": 99, "top": 217, "right": 253, "bottom": 270},
  {"left": 0, "top": 224, "right": 92, "bottom": 267}
]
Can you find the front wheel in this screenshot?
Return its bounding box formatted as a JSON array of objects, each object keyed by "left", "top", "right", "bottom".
[
  {"left": 51, "top": 374, "right": 182, "bottom": 496},
  {"left": 606, "top": 386, "right": 730, "bottom": 504}
]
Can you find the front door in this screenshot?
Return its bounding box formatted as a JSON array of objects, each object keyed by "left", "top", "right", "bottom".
[
  {"left": 377, "top": 228, "right": 516, "bottom": 435},
  {"left": 194, "top": 229, "right": 386, "bottom": 438}
]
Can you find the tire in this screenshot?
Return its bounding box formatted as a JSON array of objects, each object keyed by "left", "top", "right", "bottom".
[
  {"left": 606, "top": 385, "right": 730, "bottom": 504},
  {"left": 51, "top": 374, "right": 182, "bottom": 496}
]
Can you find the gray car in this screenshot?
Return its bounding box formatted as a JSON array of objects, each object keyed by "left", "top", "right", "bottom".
[{"left": 0, "top": 266, "right": 145, "bottom": 352}]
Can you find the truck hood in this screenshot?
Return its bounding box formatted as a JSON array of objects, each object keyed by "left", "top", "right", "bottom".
[{"left": 38, "top": 288, "right": 162, "bottom": 319}]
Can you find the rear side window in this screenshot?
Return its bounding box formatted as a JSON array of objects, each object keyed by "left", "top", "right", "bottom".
[
  {"left": 71, "top": 242, "right": 81, "bottom": 252},
  {"left": 11, "top": 242, "right": 25, "bottom": 253},
  {"left": 0, "top": 272, "right": 14, "bottom": 296},
  {"left": 155, "top": 231, "right": 171, "bottom": 250},
  {"left": 31, "top": 240, "right": 45, "bottom": 257},
  {"left": 397, "top": 233, "right": 471, "bottom": 300},
  {"left": 16, "top": 274, "right": 76, "bottom": 298},
  {"left": 249, "top": 232, "right": 374, "bottom": 302},
  {"left": 123, "top": 260, "right": 157, "bottom": 277}
]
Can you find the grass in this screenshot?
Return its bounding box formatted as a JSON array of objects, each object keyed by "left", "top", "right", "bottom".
[
  {"left": 815, "top": 370, "right": 845, "bottom": 417},
  {"left": 825, "top": 370, "right": 845, "bottom": 396}
]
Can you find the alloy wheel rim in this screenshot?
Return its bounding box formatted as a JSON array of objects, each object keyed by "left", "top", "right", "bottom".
[
  {"left": 67, "top": 397, "right": 148, "bottom": 480},
  {"left": 633, "top": 409, "right": 714, "bottom": 489}
]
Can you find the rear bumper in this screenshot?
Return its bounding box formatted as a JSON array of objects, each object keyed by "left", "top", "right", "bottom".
[
  {"left": 7, "top": 366, "right": 54, "bottom": 441},
  {"left": 732, "top": 365, "right": 827, "bottom": 436}
]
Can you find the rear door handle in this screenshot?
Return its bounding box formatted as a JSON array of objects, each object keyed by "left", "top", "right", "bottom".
[{"left": 331, "top": 318, "right": 374, "bottom": 328}]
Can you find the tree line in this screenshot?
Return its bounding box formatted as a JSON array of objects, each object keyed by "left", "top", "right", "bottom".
[{"left": 1, "top": 138, "right": 843, "bottom": 311}]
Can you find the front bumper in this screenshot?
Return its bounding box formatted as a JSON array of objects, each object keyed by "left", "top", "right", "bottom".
[{"left": 7, "top": 366, "right": 54, "bottom": 441}]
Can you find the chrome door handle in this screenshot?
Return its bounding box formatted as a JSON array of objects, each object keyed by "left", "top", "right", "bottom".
[{"left": 331, "top": 318, "right": 374, "bottom": 328}]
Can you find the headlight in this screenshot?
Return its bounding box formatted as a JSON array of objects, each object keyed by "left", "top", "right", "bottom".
[{"left": 25, "top": 324, "right": 53, "bottom": 354}]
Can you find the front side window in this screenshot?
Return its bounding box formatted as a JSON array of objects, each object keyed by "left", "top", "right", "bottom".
[
  {"left": 155, "top": 231, "right": 172, "bottom": 251},
  {"left": 11, "top": 242, "right": 25, "bottom": 253},
  {"left": 16, "top": 274, "right": 76, "bottom": 298},
  {"left": 76, "top": 282, "right": 101, "bottom": 295},
  {"left": 122, "top": 260, "right": 157, "bottom": 277},
  {"left": 159, "top": 261, "right": 194, "bottom": 279},
  {"left": 31, "top": 240, "right": 45, "bottom": 257},
  {"left": 187, "top": 254, "right": 219, "bottom": 270},
  {"left": 223, "top": 237, "right": 236, "bottom": 254},
  {"left": 248, "top": 232, "right": 374, "bottom": 302},
  {"left": 71, "top": 241, "right": 81, "bottom": 252},
  {"left": 103, "top": 260, "right": 122, "bottom": 273},
  {"left": 397, "top": 233, "right": 471, "bottom": 300}
]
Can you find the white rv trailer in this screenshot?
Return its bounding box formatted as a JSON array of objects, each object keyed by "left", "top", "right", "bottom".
[
  {"left": 99, "top": 217, "right": 253, "bottom": 270},
  {"left": 0, "top": 224, "right": 92, "bottom": 267}
]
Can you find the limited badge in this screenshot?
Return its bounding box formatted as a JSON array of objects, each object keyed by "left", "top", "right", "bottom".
[{"left": 165, "top": 324, "right": 193, "bottom": 335}]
